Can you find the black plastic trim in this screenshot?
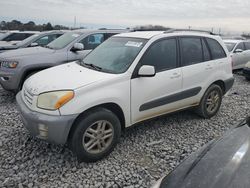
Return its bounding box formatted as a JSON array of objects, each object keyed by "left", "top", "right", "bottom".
[
  {"left": 224, "top": 77, "right": 235, "bottom": 93},
  {"left": 139, "top": 87, "right": 202, "bottom": 112}
]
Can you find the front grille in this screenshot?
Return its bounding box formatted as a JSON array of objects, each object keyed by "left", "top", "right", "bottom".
[{"left": 23, "top": 88, "right": 34, "bottom": 106}]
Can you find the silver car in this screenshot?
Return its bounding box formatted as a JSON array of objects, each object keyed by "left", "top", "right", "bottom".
[
  {"left": 0, "top": 30, "right": 64, "bottom": 53},
  {"left": 0, "top": 29, "right": 128, "bottom": 92},
  {"left": 224, "top": 39, "right": 250, "bottom": 70}
]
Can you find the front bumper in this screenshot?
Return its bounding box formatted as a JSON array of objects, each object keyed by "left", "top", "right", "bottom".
[
  {"left": 16, "top": 92, "right": 78, "bottom": 145},
  {"left": 0, "top": 70, "right": 19, "bottom": 91},
  {"left": 243, "top": 67, "right": 250, "bottom": 78}
]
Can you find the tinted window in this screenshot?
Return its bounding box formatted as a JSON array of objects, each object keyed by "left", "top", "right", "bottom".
[
  {"left": 202, "top": 38, "right": 211, "bottom": 61},
  {"left": 2, "top": 33, "right": 33, "bottom": 41},
  {"left": 105, "top": 33, "right": 118, "bottom": 40},
  {"left": 180, "top": 37, "right": 203, "bottom": 66},
  {"left": 140, "top": 38, "right": 177, "bottom": 72},
  {"left": 80, "top": 34, "right": 105, "bottom": 50},
  {"left": 206, "top": 38, "right": 226, "bottom": 59},
  {"left": 244, "top": 42, "right": 250, "bottom": 50}
]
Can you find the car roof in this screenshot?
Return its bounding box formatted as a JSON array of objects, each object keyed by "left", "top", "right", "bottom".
[
  {"left": 70, "top": 29, "right": 129, "bottom": 35},
  {"left": 223, "top": 39, "right": 243, "bottom": 43},
  {"left": 116, "top": 30, "right": 221, "bottom": 40}
]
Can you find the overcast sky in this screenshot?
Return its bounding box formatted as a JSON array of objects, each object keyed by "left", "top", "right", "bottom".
[{"left": 1, "top": 0, "right": 250, "bottom": 33}]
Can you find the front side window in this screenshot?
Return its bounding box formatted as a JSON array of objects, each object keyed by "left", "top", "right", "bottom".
[
  {"left": 82, "top": 37, "right": 146, "bottom": 74},
  {"left": 244, "top": 42, "right": 250, "bottom": 50},
  {"left": 140, "top": 38, "right": 177, "bottom": 72},
  {"left": 47, "top": 32, "right": 80, "bottom": 49},
  {"left": 235, "top": 42, "right": 245, "bottom": 51},
  {"left": 225, "top": 42, "right": 237, "bottom": 52},
  {"left": 80, "top": 34, "right": 105, "bottom": 50},
  {"left": 206, "top": 38, "right": 226, "bottom": 59},
  {"left": 180, "top": 37, "right": 203, "bottom": 66}
]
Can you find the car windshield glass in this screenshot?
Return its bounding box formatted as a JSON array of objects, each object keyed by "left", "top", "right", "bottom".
[
  {"left": 225, "top": 42, "right": 236, "bottom": 52},
  {"left": 82, "top": 37, "right": 147, "bottom": 74},
  {"left": 47, "top": 32, "right": 80, "bottom": 49},
  {"left": 16, "top": 34, "right": 39, "bottom": 47}
]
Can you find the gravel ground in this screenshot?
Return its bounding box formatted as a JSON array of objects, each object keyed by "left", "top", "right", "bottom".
[{"left": 0, "top": 73, "right": 249, "bottom": 188}]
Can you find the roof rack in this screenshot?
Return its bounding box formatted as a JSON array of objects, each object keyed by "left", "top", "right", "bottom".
[{"left": 164, "top": 29, "right": 216, "bottom": 35}]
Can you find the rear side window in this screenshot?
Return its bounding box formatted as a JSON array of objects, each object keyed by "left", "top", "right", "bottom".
[
  {"left": 202, "top": 38, "right": 211, "bottom": 61},
  {"left": 180, "top": 37, "right": 203, "bottom": 66},
  {"left": 140, "top": 38, "right": 177, "bottom": 72},
  {"left": 206, "top": 38, "right": 226, "bottom": 59}
]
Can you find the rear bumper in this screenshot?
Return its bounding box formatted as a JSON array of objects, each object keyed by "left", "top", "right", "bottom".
[
  {"left": 243, "top": 67, "right": 250, "bottom": 78},
  {"left": 224, "top": 77, "right": 235, "bottom": 93},
  {"left": 16, "top": 92, "right": 78, "bottom": 145}
]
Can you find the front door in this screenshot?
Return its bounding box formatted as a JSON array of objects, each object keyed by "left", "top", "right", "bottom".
[{"left": 131, "top": 38, "right": 182, "bottom": 124}]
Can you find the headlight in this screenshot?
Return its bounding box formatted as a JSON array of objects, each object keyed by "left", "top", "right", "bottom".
[
  {"left": 1, "top": 61, "right": 18, "bottom": 68},
  {"left": 37, "top": 90, "right": 74, "bottom": 110}
]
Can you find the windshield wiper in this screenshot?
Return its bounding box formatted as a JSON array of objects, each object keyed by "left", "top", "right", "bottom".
[{"left": 81, "top": 61, "right": 102, "bottom": 71}]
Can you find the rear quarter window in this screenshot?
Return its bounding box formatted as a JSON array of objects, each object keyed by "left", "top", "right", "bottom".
[{"left": 206, "top": 38, "right": 226, "bottom": 59}]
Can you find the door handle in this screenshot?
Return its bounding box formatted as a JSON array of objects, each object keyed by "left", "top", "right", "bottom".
[
  {"left": 170, "top": 73, "right": 181, "bottom": 79},
  {"left": 205, "top": 65, "right": 213, "bottom": 70}
]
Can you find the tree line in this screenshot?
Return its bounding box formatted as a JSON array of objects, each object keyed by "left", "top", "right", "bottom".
[{"left": 0, "top": 20, "right": 69, "bottom": 31}]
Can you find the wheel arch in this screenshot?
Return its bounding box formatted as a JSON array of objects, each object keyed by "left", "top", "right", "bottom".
[{"left": 67, "top": 102, "right": 126, "bottom": 142}]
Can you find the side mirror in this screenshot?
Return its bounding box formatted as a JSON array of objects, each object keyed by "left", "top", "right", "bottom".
[
  {"left": 29, "top": 42, "right": 38, "bottom": 47},
  {"left": 138, "top": 65, "right": 156, "bottom": 77},
  {"left": 234, "top": 49, "right": 243, "bottom": 53},
  {"left": 71, "top": 43, "right": 84, "bottom": 52}
]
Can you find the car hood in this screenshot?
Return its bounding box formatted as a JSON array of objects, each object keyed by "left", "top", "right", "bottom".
[
  {"left": 158, "top": 121, "right": 250, "bottom": 188},
  {"left": 0, "top": 46, "right": 55, "bottom": 59},
  {"left": 23, "top": 62, "right": 116, "bottom": 95}
]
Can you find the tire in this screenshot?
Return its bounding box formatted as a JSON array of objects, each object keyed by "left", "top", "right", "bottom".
[
  {"left": 246, "top": 77, "right": 250, "bottom": 81},
  {"left": 69, "top": 108, "right": 121, "bottom": 163},
  {"left": 196, "top": 84, "right": 223, "bottom": 119}
]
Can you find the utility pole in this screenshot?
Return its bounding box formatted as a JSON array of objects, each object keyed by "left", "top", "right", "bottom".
[{"left": 74, "top": 16, "right": 76, "bottom": 29}]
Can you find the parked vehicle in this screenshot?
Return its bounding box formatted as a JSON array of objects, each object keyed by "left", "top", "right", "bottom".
[
  {"left": 0, "top": 31, "right": 64, "bottom": 53},
  {"left": 0, "top": 31, "right": 38, "bottom": 43},
  {"left": 152, "top": 117, "right": 250, "bottom": 188},
  {"left": 243, "top": 61, "right": 250, "bottom": 81},
  {"left": 0, "top": 29, "right": 126, "bottom": 92},
  {"left": 224, "top": 39, "right": 250, "bottom": 70},
  {"left": 16, "top": 30, "right": 234, "bottom": 162}
]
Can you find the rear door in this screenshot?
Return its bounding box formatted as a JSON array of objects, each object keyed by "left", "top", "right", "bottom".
[
  {"left": 180, "top": 37, "right": 214, "bottom": 106},
  {"left": 131, "top": 38, "right": 183, "bottom": 123}
]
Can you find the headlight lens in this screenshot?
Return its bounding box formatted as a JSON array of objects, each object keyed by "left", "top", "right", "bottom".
[
  {"left": 1, "top": 61, "right": 18, "bottom": 68},
  {"left": 37, "top": 90, "right": 74, "bottom": 110}
]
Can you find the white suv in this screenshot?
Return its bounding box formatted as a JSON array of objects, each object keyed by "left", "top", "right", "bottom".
[{"left": 16, "top": 30, "right": 234, "bottom": 162}]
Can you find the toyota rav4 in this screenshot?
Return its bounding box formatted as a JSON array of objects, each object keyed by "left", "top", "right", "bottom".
[{"left": 16, "top": 30, "right": 234, "bottom": 162}]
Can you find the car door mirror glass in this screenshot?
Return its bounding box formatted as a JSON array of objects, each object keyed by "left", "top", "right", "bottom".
[
  {"left": 138, "top": 65, "right": 156, "bottom": 77},
  {"left": 71, "top": 43, "right": 84, "bottom": 52}
]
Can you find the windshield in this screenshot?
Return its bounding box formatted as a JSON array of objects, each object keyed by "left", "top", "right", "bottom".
[
  {"left": 82, "top": 37, "right": 147, "bottom": 74},
  {"left": 225, "top": 42, "right": 237, "bottom": 52},
  {"left": 47, "top": 32, "right": 80, "bottom": 49}
]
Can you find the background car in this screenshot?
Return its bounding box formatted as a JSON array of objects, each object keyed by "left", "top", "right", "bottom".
[
  {"left": 152, "top": 117, "right": 250, "bottom": 188},
  {"left": 224, "top": 39, "right": 250, "bottom": 70},
  {"left": 243, "top": 61, "right": 250, "bottom": 81},
  {"left": 0, "top": 30, "right": 64, "bottom": 53},
  {"left": 0, "top": 29, "right": 128, "bottom": 92},
  {"left": 0, "top": 31, "right": 38, "bottom": 43}
]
